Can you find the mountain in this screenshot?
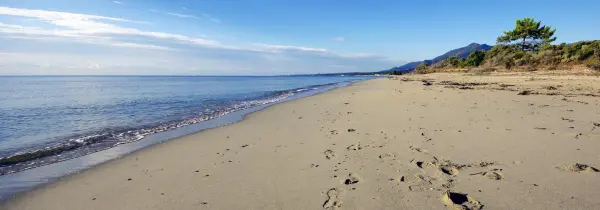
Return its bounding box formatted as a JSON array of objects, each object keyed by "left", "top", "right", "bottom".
[
  {"left": 379, "top": 43, "right": 492, "bottom": 74},
  {"left": 430, "top": 43, "right": 493, "bottom": 63}
]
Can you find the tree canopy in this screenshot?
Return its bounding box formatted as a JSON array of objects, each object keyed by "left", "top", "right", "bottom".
[
  {"left": 463, "top": 50, "right": 487, "bottom": 67},
  {"left": 409, "top": 17, "right": 600, "bottom": 74},
  {"left": 496, "top": 17, "right": 556, "bottom": 52}
]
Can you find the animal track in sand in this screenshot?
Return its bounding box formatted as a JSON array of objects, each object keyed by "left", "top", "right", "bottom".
[
  {"left": 323, "top": 188, "right": 345, "bottom": 210},
  {"left": 441, "top": 191, "right": 483, "bottom": 210},
  {"left": 558, "top": 163, "right": 600, "bottom": 173},
  {"left": 324, "top": 150, "right": 337, "bottom": 159}
]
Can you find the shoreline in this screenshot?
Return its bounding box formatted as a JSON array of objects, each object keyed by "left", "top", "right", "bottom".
[
  {"left": 3, "top": 74, "right": 600, "bottom": 209},
  {"left": 0, "top": 78, "right": 375, "bottom": 201},
  {"left": 0, "top": 77, "right": 375, "bottom": 176}
]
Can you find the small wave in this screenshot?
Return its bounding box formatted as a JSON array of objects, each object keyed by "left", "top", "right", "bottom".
[{"left": 0, "top": 82, "right": 344, "bottom": 175}]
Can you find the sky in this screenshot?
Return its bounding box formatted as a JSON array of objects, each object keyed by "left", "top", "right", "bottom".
[{"left": 0, "top": 0, "right": 599, "bottom": 75}]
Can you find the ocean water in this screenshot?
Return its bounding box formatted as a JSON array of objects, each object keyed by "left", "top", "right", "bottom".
[{"left": 0, "top": 76, "right": 374, "bottom": 176}]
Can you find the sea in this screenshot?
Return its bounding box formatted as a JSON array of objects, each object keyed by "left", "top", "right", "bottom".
[{"left": 0, "top": 75, "right": 375, "bottom": 199}]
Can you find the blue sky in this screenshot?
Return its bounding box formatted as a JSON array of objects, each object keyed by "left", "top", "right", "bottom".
[{"left": 0, "top": 0, "right": 599, "bottom": 75}]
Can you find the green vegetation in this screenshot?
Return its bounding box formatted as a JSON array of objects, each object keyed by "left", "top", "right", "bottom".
[
  {"left": 413, "top": 17, "right": 600, "bottom": 74},
  {"left": 431, "top": 50, "right": 487, "bottom": 69},
  {"left": 496, "top": 17, "right": 556, "bottom": 51},
  {"left": 585, "top": 58, "right": 600, "bottom": 70},
  {"left": 414, "top": 62, "right": 430, "bottom": 74},
  {"left": 464, "top": 50, "right": 487, "bottom": 67},
  {"left": 391, "top": 70, "right": 404, "bottom": 75}
]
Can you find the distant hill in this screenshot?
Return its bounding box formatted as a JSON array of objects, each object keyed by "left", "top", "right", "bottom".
[{"left": 379, "top": 43, "right": 492, "bottom": 74}]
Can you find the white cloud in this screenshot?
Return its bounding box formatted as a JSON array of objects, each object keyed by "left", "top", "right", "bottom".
[
  {"left": 333, "top": 36, "right": 345, "bottom": 42},
  {"left": 0, "top": 6, "right": 135, "bottom": 23},
  {"left": 0, "top": 6, "right": 225, "bottom": 49},
  {"left": 0, "top": 6, "right": 397, "bottom": 75},
  {"left": 113, "top": 1, "right": 123, "bottom": 4}
]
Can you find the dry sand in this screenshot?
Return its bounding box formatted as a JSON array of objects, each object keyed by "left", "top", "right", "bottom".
[{"left": 3, "top": 73, "right": 600, "bottom": 210}]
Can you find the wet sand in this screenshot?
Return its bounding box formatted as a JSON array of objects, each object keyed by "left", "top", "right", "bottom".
[{"left": 3, "top": 73, "right": 600, "bottom": 210}]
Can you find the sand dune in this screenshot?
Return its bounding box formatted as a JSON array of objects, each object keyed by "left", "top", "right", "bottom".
[{"left": 3, "top": 73, "right": 600, "bottom": 209}]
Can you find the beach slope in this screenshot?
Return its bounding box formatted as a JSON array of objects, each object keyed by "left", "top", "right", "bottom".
[{"left": 3, "top": 74, "right": 600, "bottom": 210}]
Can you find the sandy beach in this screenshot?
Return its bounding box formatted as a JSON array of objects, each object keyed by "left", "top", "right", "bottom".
[{"left": 3, "top": 73, "right": 600, "bottom": 210}]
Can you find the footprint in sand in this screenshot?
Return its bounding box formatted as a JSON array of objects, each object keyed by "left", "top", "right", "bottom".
[
  {"left": 323, "top": 188, "right": 345, "bottom": 210},
  {"left": 409, "top": 146, "right": 429, "bottom": 153},
  {"left": 399, "top": 173, "right": 436, "bottom": 192},
  {"left": 379, "top": 153, "right": 395, "bottom": 159},
  {"left": 343, "top": 173, "right": 361, "bottom": 185},
  {"left": 558, "top": 163, "right": 600, "bottom": 173},
  {"left": 471, "top": 170, "right": 504, "bottom": 180},
  {"left": 440, "top": 166, "right": 459, "bottom": 176},
  {"left": 482, "top": 171, "right": 504, "bottom": 180},
  {"left": 441, "top": 191, "right": 483, "bottom": 210},
  {"left": 324, "top": 150, "right": 337, "bottom": 159},
  {"left": 411, "top": 160, "right": 436, "bottom": 169},
  {"left": 347, "top": 144, "right": 363, "bottom": 151}
]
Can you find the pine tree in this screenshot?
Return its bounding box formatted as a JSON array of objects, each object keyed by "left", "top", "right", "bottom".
[{"left": 496, "top": 17, "right": 556, "bottom": 51}]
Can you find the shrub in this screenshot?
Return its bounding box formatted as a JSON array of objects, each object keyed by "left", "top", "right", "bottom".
[
  {"left": 414, "top": 62, "right": 431, "bottom": 74},
  {"left": 463, "top": 50, "right": 487, "bottom": 67},
  {"left": 525, "top": 65, "right": 537, "bottom": 71},
  {"left": 546, "top": 64, "right": 558, "bottom": 70},
  {"left": 515, "top": 52, "right": 535, "bottom": 66},
  {"left": 579, "top": 45, "right": 595, "bottom": 61},
  {"left": 469, "top": 67, "right": 497, "bottom": 76},
  {"left": 585, "top": 58, "right": 600, "bottom": 70},
  {"left": 558, "top": 41, "right": 600, "bottom": 62},
  {"left": 484, "top": 44, "right": 522, "bottom": 69},
  {"left": 504, "top": 59, "right": 515, "bottom": 70},
  {"left": 537, "top": 48, "right": 561, "bottom": 65}
]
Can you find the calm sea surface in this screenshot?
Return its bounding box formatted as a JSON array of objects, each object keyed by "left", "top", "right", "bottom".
[{"left": 0, "top": 76, "right": 374, "bottom": 176}]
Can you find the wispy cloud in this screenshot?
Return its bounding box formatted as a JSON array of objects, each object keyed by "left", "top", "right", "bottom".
[
  {"left": 333, "top": 36, "right": 345, "bottom": 42},
  {"left": 113, "top": 1, "right": 123, "bottom": 4},
  {"left": 0, "top": 6, "right": 396, "bottom": 75},
  {"left": 202, "top": 13, "right": 221, "bottom": 23},
  {"left": 165, "top": 12, "right": 198, "bottom": 19},
  {"left": 254, "top": 44, "right": 328, "bottom": 53},
  {"left": 0, "top": 6, "right": 137, "bottom": 23},
  {"left": 0, "top": 6, "right": 223, "bottom": 49},
  {"left": 149, "top": 9, "right": 221, "bottom": 23},
  {"left": 110, "top": 42, "right": 174, "bottom": 50}
]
